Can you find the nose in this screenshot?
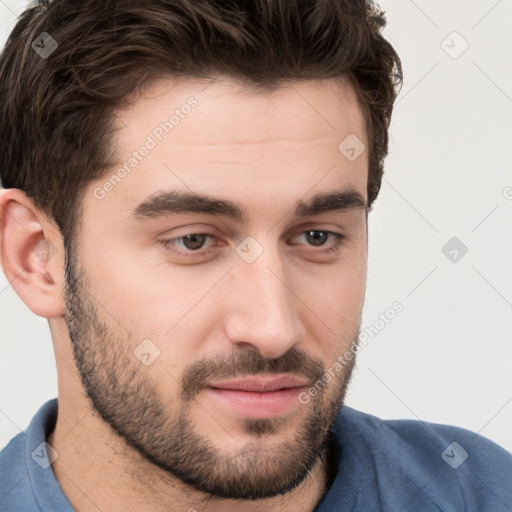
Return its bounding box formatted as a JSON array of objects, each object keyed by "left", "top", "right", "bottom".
[{"left": 223, "top": 243, "right": 303, "bottom": 359}]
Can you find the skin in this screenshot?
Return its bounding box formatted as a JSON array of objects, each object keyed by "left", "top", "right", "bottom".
[{"left": 0, "top": 76, "right": 368, "bottom": 512}]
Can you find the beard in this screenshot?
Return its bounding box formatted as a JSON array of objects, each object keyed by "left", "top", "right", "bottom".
[{"left": 63, "top": 244, "right": 358, "bottom": 500}]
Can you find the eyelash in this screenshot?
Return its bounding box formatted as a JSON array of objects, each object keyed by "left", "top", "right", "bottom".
[{"left": 159, "top": 230, "right": 346, "bottom": 258}]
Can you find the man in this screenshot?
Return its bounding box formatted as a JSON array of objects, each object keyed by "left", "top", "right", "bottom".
[{"left": 0, "top": 0, "right": 510, "bottom": 511}]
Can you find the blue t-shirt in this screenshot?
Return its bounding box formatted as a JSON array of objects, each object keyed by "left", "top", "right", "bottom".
[{"left": 1, "top": 399, "right": 511, "bottom": 511}]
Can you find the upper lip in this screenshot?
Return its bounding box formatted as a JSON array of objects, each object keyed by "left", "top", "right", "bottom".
[{"left": 207, "top": 375, "right": 310, "bottom": 392}]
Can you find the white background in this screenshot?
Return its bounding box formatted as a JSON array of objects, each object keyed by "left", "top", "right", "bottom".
[{"left": 1, "top": 0, "right": 511, "bottom": 453}]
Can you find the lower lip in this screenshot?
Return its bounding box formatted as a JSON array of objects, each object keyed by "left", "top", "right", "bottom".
[{"left": 203, "top": 386, "right": 307, "bottom": 419}]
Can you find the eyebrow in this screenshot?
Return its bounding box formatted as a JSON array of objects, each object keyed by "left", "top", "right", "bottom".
[{"left": 131, "top": 188, "right": 367, "bottom": 223}]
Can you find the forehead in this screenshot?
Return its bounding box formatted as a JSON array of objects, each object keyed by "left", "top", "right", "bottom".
[
  {"left": 116, "top": 75, "right": 366, "bottom": 147},
  {"left": 83, "top": 75, "right": 368, "bottom": 227}
]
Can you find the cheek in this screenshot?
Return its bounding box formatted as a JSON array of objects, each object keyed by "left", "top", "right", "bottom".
[
  {"left": 301, "top": 274, "right": 364, "bottom": 335},
  {"left": 300, "top": 235, "right": 366, "bottom": 306},
  {"left": 81, "top": 211, "right": 366, "bottom": 357},
  {"left": 292, "top": 246, "right": 366, "bottom": 351},
  {"left": 82, "top": 249, "right": 220, "bottom": 369},
  {"left": 80, "top": 231, "right": 178, "bottom": 329}
]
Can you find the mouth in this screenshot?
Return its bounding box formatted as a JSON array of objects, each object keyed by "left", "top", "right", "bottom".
[
  {"left": 203, "top": 375, "right": 310, "bottom": 419},
  {"left": 207, "top": 374, "right": 310, "bottom": 392}
]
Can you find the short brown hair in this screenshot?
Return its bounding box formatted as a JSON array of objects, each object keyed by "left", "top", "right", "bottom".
[{"left": 0, "top": 0, "right": 402, "bottom": 246}]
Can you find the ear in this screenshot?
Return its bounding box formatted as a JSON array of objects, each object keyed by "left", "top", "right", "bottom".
[{"left": 0, "top": 188, "right": 66, "bottom": 318}]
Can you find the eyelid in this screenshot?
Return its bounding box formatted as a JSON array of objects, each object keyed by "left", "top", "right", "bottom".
[
  {"left": 290, "top": 230, "right": 344, "bottom": 243},
  {"left": 289, "top": 230, "right": 346, "bottom": 254},
  {"left": 159, "top": 229, "right": 346, "bottom": 257},
  {"left": 159, "top": 233, "right": 219, "bottom": 256}
]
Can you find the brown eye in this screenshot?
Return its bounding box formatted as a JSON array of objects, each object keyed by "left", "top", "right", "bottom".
[
  {"left": 180, "top": 234, "right": 208, "bottom": 250},
  {"left": 304, "top": 230, "right": 329, "bottom": 246},
  {"left": 291, "top": 230, "right": 345, "bottom": 252},
  {"left": 161, "top": 233, "right": 215, "bottom": 253}
]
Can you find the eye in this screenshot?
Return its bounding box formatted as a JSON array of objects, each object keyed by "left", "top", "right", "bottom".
[
  {"left": 160, "top": 233, "right": 217, "bottom": 254},
  {"left": 291, "top": 230, "right": 345, "bottom": 253},
  {"left": 159, "top": 229, "right": 346, "bottom": 258}
]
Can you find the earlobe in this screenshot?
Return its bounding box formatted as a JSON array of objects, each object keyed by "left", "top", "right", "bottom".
[{"left": 0, "top": 188, "right": 65, "bottom": 318}]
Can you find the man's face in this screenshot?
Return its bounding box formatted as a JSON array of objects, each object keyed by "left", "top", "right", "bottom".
[{"left": 64, "top": 77, "right": 368, "bottom": 499}]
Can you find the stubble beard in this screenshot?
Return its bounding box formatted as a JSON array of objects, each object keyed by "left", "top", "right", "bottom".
[{"left": 63, "top": 249, "right": 358, "bottom": 500}]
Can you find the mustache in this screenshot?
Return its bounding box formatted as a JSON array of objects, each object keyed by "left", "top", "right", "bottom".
[{"left": 179, "top": 346, "right": 325, "bottom": 402}]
